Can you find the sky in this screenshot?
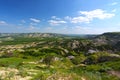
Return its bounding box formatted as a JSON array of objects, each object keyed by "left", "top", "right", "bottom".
[{"left": 0, "top": 0, "right": 120, "bottom": 34}]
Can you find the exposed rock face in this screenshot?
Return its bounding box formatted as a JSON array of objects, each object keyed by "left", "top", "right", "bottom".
[
  {"left": 67, "top": 56, "right": 75, "bottom": 59},
  {"left": 68, "top": 40, "right": 80, "bottom": 49},
  {"left": 85, "top": 49, "right": 98, "bottom": 55},
  {"left": 53, "top": 57, "right": 61, "bottom": 61},
  {"left": 67, "top": 40, "right": 90, "bottom": 50},
  {"left": 107, "top": 71, "right": 120, "bottom": 78},
  {"left": 93, "top": 32, "right": 120, "bottom": 51},
  {"left": 93, "top": 32, "right": 120, "bottom": 45},
  {"left": 94, "top": 36, "right": 108, "bottom": 45}
]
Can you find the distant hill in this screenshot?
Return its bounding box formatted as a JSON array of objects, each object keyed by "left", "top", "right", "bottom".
[
  {"left": 0, "top": 33, "right": 98, "bottom": 39},
  {"left": 93, "top": 32, "right": 120, "bottom": 51},
  {"left": 94, "top": 32, "right": 120, "bottom": 44},
  {"left": 0, "top": 33, "right": 64, "bottom": 38},
  {"left": 64, "top": 34, "right": 97, "bottom": 38},
  {"left": 0, "top": 32, "right": 120, "bottom": 47}
]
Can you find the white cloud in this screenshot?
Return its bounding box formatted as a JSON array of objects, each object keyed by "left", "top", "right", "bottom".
[
  {"left": 28, "top": 25, "right": 36, "bottom": 30},
  {"left": 0, "top": 21, "right": 7, "bottom": 25},
  {"left": 71, "top": 9, "right": 115, "bottom": 23},
  {"left": 75, "top": 26, "right": 91, "bottom": 30},
  {"left": 48, "top": 20, "right": 67, "bottom": 26},
  {"left": 71, "top": 16, "right": 90, "bottom": 23},
  {"left": 111, "top": 2, "right": 118, "bottom": 5},
  {"left": 80, "top": 9, "right": 115, "bottom": 19},
  {"left": 30, "top": 18, "right": 40, "bottom": 23},
  {"left": 64, "top": 16, "right": 72, "bottom": 20},
  {"left": 51, "top": 16, "right": 56, "bottom": 19},
  {"left": 112, "top": 9, "right": 117, "bottom": 12},
  {"left": 21, "top": 20, "right": 26, "bottom": 23},
  {"left": 66, "top": 26, "right": 92, "bottom": 34},
  {"left": 48, "top": 16, "right": 67, "bottom": 26},
  {"left": 45, "top": 27, "right": 53, "bottom": 30},
  {"left": 51, "top": 16, "right": 61, "bottom": 20},
  {"left": 30, "top": 22, "right": 38, "bottom": 25}
]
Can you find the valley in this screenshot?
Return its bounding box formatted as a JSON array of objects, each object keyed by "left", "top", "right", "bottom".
[{"left": 0, "top": 32, "right": 120, "bottom": 80}]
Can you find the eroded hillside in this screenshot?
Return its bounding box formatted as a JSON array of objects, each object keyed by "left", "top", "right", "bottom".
[{"left": 0, "top": 32, "right": 120, "bottom": 80}]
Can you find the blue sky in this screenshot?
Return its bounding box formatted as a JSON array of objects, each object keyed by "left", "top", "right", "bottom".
[{"left": 0, "top": 0, "right": 120, "bottom": 34}]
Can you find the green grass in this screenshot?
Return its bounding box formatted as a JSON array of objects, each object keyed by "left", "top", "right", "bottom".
[{"left": 0, "top": 57, "right": 37, "bottom": 68}]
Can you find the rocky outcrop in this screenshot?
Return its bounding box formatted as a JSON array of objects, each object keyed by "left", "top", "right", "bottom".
[{"left": 93, "top": 32, "right": 120, "bottom": 45}]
